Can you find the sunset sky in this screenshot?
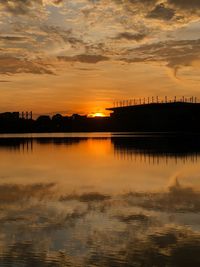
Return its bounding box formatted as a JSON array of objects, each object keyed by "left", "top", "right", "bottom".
[{"left": 0, "top": 0, "right": 200, "bottom": 116}]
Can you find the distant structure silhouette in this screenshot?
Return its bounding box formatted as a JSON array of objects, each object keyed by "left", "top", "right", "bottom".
[
  {"left": 21, "top": 111, "right": 32, "bottom": 120},
  {"left": 107, "top": 96, "right": 200, "bottom": 132},
  {"left": 112, "top": 96, "right": 198, "bottom": 108}
]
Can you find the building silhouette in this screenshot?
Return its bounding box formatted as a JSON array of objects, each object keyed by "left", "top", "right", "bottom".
[{"left": 107, "top": 100, "right": 200, "bottom": 132}]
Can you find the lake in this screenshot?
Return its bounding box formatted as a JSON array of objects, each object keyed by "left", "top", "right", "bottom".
[{"left": 0, "top": 133, "right": 200, "bottom": 266}]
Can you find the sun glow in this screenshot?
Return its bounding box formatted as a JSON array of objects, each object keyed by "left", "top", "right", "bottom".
[{"left": 88, "top": 112, "right": 106, "bottom": 118}]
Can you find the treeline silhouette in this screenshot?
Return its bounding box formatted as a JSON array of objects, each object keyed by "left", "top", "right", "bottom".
[
  {"left": 1, "top": 102, "right": 200, "bottom": 133},
  {"left": 0, "top": 112, "right": 112, "bottom": 133}
]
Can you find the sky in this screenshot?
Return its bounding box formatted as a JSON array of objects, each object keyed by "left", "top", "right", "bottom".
[{"left": 0, "top": 0, "right": 200, "bottom": 116}]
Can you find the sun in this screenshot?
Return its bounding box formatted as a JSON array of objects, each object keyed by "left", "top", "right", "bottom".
[
  {"left": 88, "top": 112, "right": 106, "bottom": 118},
  {"left": 93, "top": 112, "right": 106, "bottom": 117}
]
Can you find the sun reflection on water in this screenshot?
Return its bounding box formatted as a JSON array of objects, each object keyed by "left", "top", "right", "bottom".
[{"left": 0, "top": 134, "right": 200, "bottom": 266}]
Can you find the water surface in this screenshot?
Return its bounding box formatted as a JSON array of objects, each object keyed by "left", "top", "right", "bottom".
[{"left": 0, "top": 133, "right": 200, "bottom": 266}]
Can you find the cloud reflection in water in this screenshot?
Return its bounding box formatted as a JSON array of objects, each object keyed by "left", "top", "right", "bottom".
[{"left": 0, "top": 134, "right": 199, "bottom": 266}]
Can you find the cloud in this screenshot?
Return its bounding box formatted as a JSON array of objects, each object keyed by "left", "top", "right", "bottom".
[
  {"left": 0, "top": 0, "right": 64, "bottom": 16},
  {"left": 168, "top": 0, "right": 200, "bottom": 9},
  {"left": 58, "top": 54, "right": 109, "bottom": 64},
  {"left": 0, "top": 36, "right": 27, "bottom": 42},
  {"left": 120, "top": 39, "right": 200, "bottom": 77},
  {"left": 0, "top": 0, "right": 199, "bottom": 77},
  {"left": 0, "top": 0, "right": 43, "bottom": 16},
  {"left": 45, "top": 0, "right": 64, "bottom": 5},
  {"left": 0, "top": 56, "right": 55, "bottom": 75},
  {"left": 116, "top": 213, "right": 150, "bottom": 223},
  {"left": 114, "top": 32, "right": 147, "bottom": 41},
  {"left": 112, "top": 0, "right": 200, "bottom": 25},
  {"left": 147, "top": 3, "right": 175, "bottom": 21}
]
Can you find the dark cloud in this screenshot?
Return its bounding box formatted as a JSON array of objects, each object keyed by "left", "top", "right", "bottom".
[
  {"left": 116, "top": 213, "right": 150, "bottom": 224},
  {"left": 58, "top": 54, "right": 109, "bottom": 64},
  {"left": 39, "top": 25, "right": 85, "bottom": 49},
  {"left": 122, "top": 0, "right": 200, "bottom": 12},
  {"left": 51, "top": 0, "right": 64, "bottom": 5},
  {"left": 122, "top": 0, "right": 158, "bottom": 7},
  {"left": 113, "top": 0, "right": 200, "bottom": 23},
  {"left": 147, "top": 3, "right": 175, "bottom": 20},
  {"left": 114, "top": 32, "right": 147, "bottom": 41},
  {"left": 168, "top": 0, "right": 200, "bottom": 9},
  {"left": 0, "top": 36, "right": 27, "bottom": 42},
  {"left": 0, "top": 56, "right": 55, "bottom": 75},
  {"left": 0, "top": 0, "right": 64, "bottom": 17},
  {"left": 0, "top": 0, "right": 43, "bottom": 15},
  {"left": 121, "top": 39, "right": 200, "bottom": 75}
]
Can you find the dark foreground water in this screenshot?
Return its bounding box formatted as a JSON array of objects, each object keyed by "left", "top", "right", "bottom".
[{"left": 0, "top": 133, "right": 200, "bottom": 266}]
